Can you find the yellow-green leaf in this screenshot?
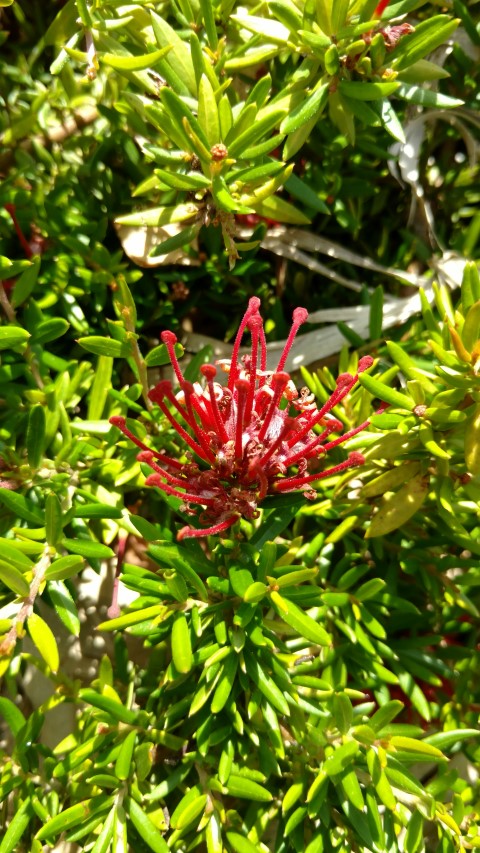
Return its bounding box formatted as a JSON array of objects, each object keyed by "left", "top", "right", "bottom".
[
  {"left": 27, "top": 613, "right": 60, "bottom": 672},
  {"left": 366, "top": 473, "right": 428, "bottom": 538}
]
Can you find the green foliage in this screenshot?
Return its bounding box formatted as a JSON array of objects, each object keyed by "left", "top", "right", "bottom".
[{"left": 0, "top": 0, "right": 480, "bottom": 851}]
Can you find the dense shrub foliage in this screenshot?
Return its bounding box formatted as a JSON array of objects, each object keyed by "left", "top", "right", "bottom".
[{"left": 0, "top": 1, "right": 480, "bottom": 851}]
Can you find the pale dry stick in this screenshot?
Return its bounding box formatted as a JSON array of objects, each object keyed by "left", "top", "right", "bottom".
[{"left": 0, "top": 545, "right": 51, "bottom": 656}]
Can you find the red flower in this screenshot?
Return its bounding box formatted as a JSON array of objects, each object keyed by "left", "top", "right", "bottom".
[
  {"left": 111, "top": 299, "right": 372, "bottom": 540},
  {"left": 374, "top": 0, "right": 390, "bottom": 16}
]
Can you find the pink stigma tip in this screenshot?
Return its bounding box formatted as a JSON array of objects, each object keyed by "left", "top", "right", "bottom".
[
  {"left": 349, "top": 452, "right": 365, "bottom": 466},
  {"left": 293, "top": 307, "right": 308, "bottom": 324},
  {"left": 137, "top": 450, "right": 154, "bottom": 463},
  {"left": 145, "top": 473, "right": 163, "bottom": 487},
  {"left": 201, "top": 364, "right": 217, "bottom": 380},
  {"left": 358, "top": 356, "right": 374, "bottom": 372},
  {"left": 161, "top": 330, "right": 177, "bottom": 344},
  {"left": 272, "top": 371, "right": 290, "bottom": 384},
  {"left": 148, "top": 380, "right": 172, "bottom": 401},
  {"left": 336, "top": 373, "right": 354, "bottom": 388},
  {"left": 110, "top": 416, "right": 126, "bottom": 427}
]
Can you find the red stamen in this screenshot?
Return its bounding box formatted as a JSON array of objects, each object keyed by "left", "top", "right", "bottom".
[
  {"left": 374, "top": 0, "right": 389, "bottom": 16},
  {"left": 276, "top": 307, "right": 308, "bottom": 372},
  {"left": 144, "top": 473, "right": 216, "bottom": 506},
  {"left": 258, "top": 372, "right": 290, "bottom": 443},
  {"left": 178, "top": 516, "right": 238, "bottom": 540},
  {"left": 148, "top": 385, "right": 211, "bottom": 462},
  {"left": 259, "top": 320, "right": 267, "bottom": 372},
  {"left": 161, "top": 330, "right": 184, "bottom": 385},
  {"left": 228, "top": 297, "right": 261, "bottom": 390},
  {"left": 109, "top": 416, "right": 181, "bottom": 468},
  {"left": 235, "top": 379, "right": 249, "bottom": 460},
  {"left": 286, "top": 374, "right": 356, "bottom": 448},
  {"left": 274, "top": 452, "right": 365, "bottom": 491},
  {"left": 316, "top": 419, "right": 371, "bottom": 455},
  {"left": 201, "top": 365, "right": 229, "bottom": 442},
  {"left": 285, "top": 418, "right": 344, "bottom": 466},
  {"left": 245, "top": 314, "right": 262, "bottom": 422},
  {"left": 181, "top": 381, "right": 218, "bottom": 462},
  {"left": 137, "top": 450, "right": 198, "bottom": 490}
]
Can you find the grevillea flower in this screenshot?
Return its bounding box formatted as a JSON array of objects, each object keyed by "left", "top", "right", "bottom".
[
  {"left": 373, "top": 0, "right": 390, "bottom": 16},
  {"left": 110, "top": 299, "right": 372, "bottom": 540}
]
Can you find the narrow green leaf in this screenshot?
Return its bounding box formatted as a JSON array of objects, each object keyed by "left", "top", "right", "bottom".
[
  {"left": 148, "top": 543, "right": 208, "bottom": 599},
  {"left": 211, "top": 653, "right": 238, "bottom": 713},
  {"left": 101, "top": 46, "right": 172, "bottom": 71},
  {"left": 45, "top": 492, "right": 63, "bottom": 548},
  {"left": 324, "top": 742, "right": 359, "bottom": 776},
  {"left": 224, "top": 774, "right": 273, "bottom": 802},
  {"left": 226, "top": 832, "right": 261, "bottom": 853},
  {"left": 370, "top": 700, "right": 405, "bottom": 732},
  {"left": 0, "top": 798, "right": 32, "bottom": 853},
  {"left": 78, "top": 689, "right": 138, "bottom": 724},
  {"left": 389, "top": 735, "right": 444, "bottom": 759},
  {"left": 228, "top": 108, "right": 287, "bottom": 158},
  {"left": 333, "top": 693, "right": 353, "bottom": 735},
  {"left": 0, "top": 326, "right": 30, "bottom": 349},
  {"left": 0, "top": 488, "right": 43, "bottom": 524},
  {"left": 171, "top": 611, "right": 193, "bottom": 674},
  {"left": 26, "top": 404, "right": 46, "bottom": 469},
  {"left": 90, "top": 805, "right": 115, "bottom": 853},
  {"left": 62, "top": 538, "right": 115, "bottom": 559},
  {"left": 72, "top": 503, "right": 123, "bottom": 519},
  {"left": 339, "top": 767, "right": 365, "bottom": 810},
  {"left": 36, "top": 801, "right": 93, "bottom": 840},
  {"left": 49, "top": 580, "right": 81, "bottom": 636},
  {"left": 424, "top": 729, "right": 480, "bottom": 751},
  {"left": 404, "top": 809, "right": 423, "bottom": 853},
  {"left": 0, "top": 560, "right": 30, "bottom": 596},
  {"left": 149, "top": 225, "right": 200, "bottom": 258},
  {"left": 30, "top": 318, "right": 70, "bottom": 345},
  {"left": 115, "top": 203, "right": 198, "bottom": 229},
  {"left": 11, "top": 257, "right": 40, "bottom": 308},
  {"left": 198, "top": 73, "right": 220, "bottom": 147},
  {"left": 145, "top": 342, "right": 184, "bottom": 368},
  {"left": 28, "top": 612, "right": 60, "bottom": 672},
  {"left": 253, "top": 194, "right": 311, "bottom": 225},
  {"left": 45, "top": 555, "right": 84, "bottom": 581},
  {"left": 198, "top": 0, "right": 218, "bottom": 49},
  {"left": 366, "top": 473, "right": 429, "bottom": 538},
  {"left": 244, "top": 653, "right": 290, "bottom": 716},
  {"left": 77, "top": 336, "right": 130, "bottom": 358},
  {"left": 270, "top": 590, "right": 331, "bottom": 646},
  {"left": 115, "top": 730, "right": 137, "bottom": 781},
  {"left": 0, "top": 696, "right": 27, "bottom": 736},
  {"left": 88, "top": 355, "right": 114, "bottom": 421},
  {"left": 369, "top": 286, "right": 384, "bottom": 340},
  {"left": 280, "top": 81, "right": 329, "bottom": 134},
  {"left": 396, "top": 83, "right": 463, "bottom": 109},
  {"left": 150, "top": 10, "right": 197, "bottom": 95},
  {"left": 339, "top": 80, "right": 399, "bottom": 100},
  {"left": 127, "top": 798, "right": 169, "bottom": 852},
  {"left": 359, "top": 374, "right": 414, "bottom": 410}
]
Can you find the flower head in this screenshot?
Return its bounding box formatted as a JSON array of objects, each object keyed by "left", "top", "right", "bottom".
[{"left": 110, "top": 299, "right": 372, "bottom": 540}]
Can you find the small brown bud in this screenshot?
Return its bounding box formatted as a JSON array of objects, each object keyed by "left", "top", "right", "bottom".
[
  {"left": 413, "top": 404, "right": 427, "bottom": 417},
  {"left": 210, "top": 143, "right": 228, "bottom": 161}
]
